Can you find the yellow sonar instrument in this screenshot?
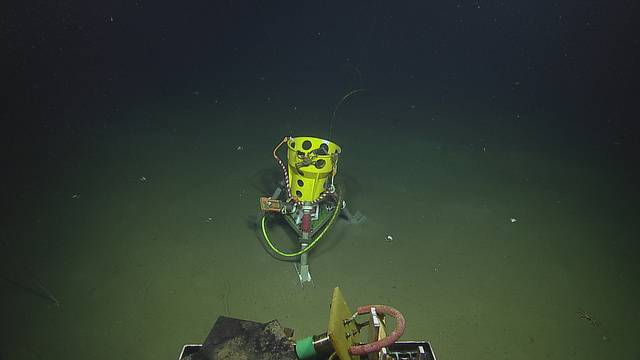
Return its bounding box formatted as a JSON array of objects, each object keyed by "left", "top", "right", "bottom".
[
  {"left": 258, "top": 136, "right": 345, "bottom": 284},
  {"left": 286, "top": 136, "right": 341, "bottom": 202}
]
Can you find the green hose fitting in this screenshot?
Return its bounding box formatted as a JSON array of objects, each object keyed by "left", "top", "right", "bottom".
[{"left": 295, "top": 336, "right": 317, "bottom": 359}]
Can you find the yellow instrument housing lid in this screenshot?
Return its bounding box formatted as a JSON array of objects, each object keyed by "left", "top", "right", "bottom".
[{"left": 327, "top": 287, "right": 360, "bottom": 360}]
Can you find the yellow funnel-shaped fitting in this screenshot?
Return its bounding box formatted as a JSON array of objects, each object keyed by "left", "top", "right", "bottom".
[{"left": 287, "top": 136, "right": 341, "bottom": 202}]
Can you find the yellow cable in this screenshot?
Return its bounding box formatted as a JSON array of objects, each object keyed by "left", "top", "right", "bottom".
[{"left": 261, "top": 191, "right": 343, "bottom": 257}]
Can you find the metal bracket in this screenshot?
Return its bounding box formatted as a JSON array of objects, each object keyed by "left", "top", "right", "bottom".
[
  {"left": 294, "top": 244, "right": 313, "bottom": 286},
  {"left": 294, "top": 263, "right": 313, "bottom": 287}
]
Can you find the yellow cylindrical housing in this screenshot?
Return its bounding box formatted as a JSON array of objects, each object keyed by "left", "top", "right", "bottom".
[{"left": 287, "top": 136, "right": 341, "bottom": 202}]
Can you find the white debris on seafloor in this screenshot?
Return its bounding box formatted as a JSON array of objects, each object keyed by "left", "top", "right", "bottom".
[
  {"left": 510, "top": 218, "right": 518, "bottom": 223},
  {"left": 71, "top": 194, "right": 79, "bottom": 199},
  {"left": 385, "top": 235, "right": 394, "bottom": 242},
  {"left": 204, "top": 217, "right": 214, "bottom": 223},
  {"left": 139, "top": 176, "right": 148, "bottom": 182},
  {"left": 236, "top": 145, "right": 244, "bottom": 151}
]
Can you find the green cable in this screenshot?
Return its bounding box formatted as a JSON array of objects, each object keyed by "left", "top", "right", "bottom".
[{"left": 261, "top": 192, "right": 343, "bottom": 258}]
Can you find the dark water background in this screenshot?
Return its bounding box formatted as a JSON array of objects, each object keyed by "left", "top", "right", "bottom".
[{"left": 2, "top": 1, "right": 639, "bottom": 359}]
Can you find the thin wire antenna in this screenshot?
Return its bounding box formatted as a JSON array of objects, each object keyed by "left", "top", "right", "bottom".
[
  {"left": 1, "top": 239, "right": 60, "bottom": 307},
  {"left": 328, "top": 88, "right": 367, "bottom": 141}
]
